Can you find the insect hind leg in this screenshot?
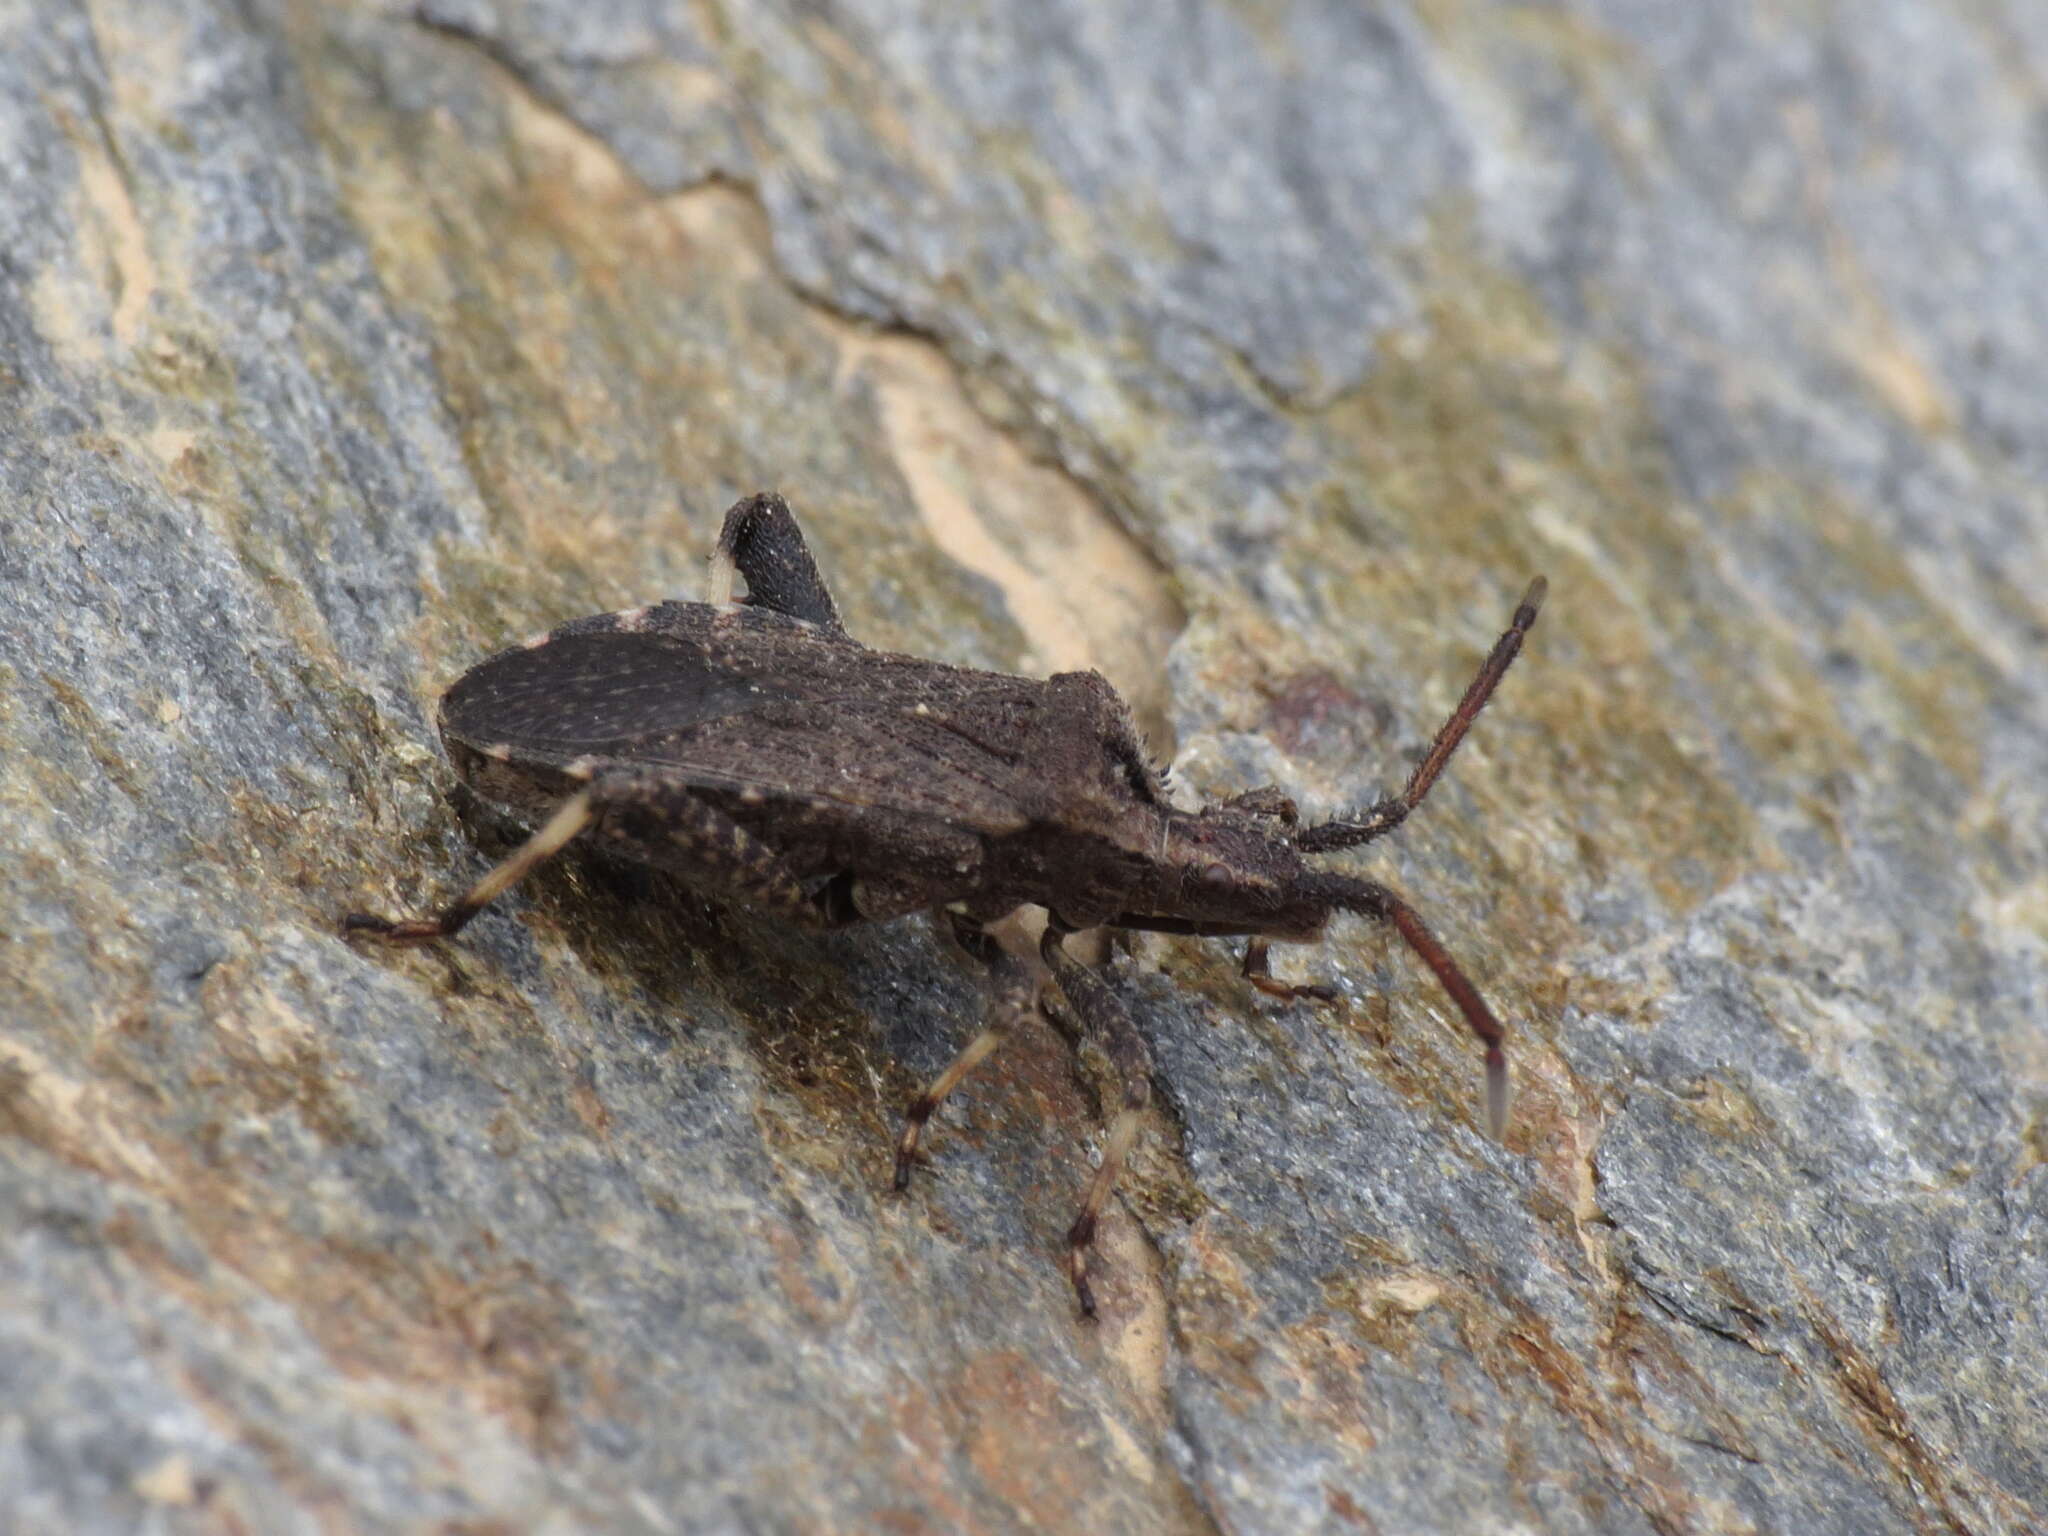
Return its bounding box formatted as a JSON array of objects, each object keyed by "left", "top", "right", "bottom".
[
  {"left": 707, "top": 493, "right": 846, "bottom": 633},
  {"left": 346, "top": 772, "right": 843, "bottom": 945},
  {"left": 345, "top": 788, "right": 598, "bottom": 944},
  {"left": 590, "top": 773, "right": 846, "bottom": 928}
]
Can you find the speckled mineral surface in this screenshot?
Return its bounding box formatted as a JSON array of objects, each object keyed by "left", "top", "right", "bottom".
[{"left": 3, "top": 3, "right": 2044, "bottom": 1532}]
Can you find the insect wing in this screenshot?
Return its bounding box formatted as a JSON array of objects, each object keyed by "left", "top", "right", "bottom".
[
  {"left": 441, "top": 609, "right": 1036, "bottom": 836},
  {"left": 440, "top": 628, "right": 804, "bottom": 750}
]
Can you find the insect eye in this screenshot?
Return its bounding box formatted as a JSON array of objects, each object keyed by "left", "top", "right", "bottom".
[{"left": 1198, "top": 862, "right": 1233, "bottom": 890}]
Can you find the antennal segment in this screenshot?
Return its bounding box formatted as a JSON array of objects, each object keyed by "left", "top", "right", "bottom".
[{"left": 1298, "top": 576, "right": 1545, "bottom": 855}]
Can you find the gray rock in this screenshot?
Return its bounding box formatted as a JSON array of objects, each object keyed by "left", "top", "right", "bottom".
[{"left": 3, "top": 1, "right": 2043, "bottom": 1531}]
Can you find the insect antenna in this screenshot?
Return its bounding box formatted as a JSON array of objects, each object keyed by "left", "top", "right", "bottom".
[
  {"left": 1296, "top": 576, "right": 1545, "bottom": 854},
  {"left": 1304, "top": 872, "right": 1512, "bottom": 1138}
]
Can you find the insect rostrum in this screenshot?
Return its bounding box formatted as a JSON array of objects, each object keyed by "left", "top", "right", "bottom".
[{"left": 347, "top": 493, "right": 1545, "bottom": 1317}]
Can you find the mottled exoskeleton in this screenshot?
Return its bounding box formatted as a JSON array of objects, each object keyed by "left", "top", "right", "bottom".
[{"left": 347, "top": 494, "right": 1545, "bottom": 1315}]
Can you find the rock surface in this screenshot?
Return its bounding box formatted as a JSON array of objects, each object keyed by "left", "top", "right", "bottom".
[{"left": 4, "top": 2, "right": 2046, "bottom": 1532}]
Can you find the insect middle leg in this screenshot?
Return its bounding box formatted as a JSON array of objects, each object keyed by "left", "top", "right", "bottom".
[
  {"left": 1040, "top": 919, "right": 1152, "bottom": 1318},
  {"left": 345, "top": 773, "right": 838, "bottom": 943},
  {"left": 892, "top": 912, "right": 1034, "bottom": 1190}
]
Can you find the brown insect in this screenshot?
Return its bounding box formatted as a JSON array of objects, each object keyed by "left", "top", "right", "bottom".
[{"left": 347, "top": 495, "right": 1545, "bottom": 1314}]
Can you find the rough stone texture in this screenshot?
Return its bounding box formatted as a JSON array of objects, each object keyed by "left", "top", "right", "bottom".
[{"left": 3, "top": 1, "right": 2045, "bottom": 1532}]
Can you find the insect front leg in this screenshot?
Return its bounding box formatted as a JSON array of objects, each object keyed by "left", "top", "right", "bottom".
[
  {"left": 1100, "top": 910, "right": 1335, "bottom": 1007},
  {"left": 893, "top": 912, "right": 1034, "bottom": 1190},
  {"left": 1039, "top": 920, "right": 1152, "bottom": 1319},
  {"left": 1212, "top": 788, "right": 1339, "bottom": 993},
  {"left": 1240, "top": 937, "right": 1337, "bottom": 1003},
  {"left": 706, "top": 493, "right": 846, "bottom": 633}
]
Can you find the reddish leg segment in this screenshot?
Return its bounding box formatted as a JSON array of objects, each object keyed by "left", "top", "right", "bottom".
[
  {"left": 1241, "top": 938, "right": 1337, "bottom": 1003},
  {"left": 1305, "top": 873, "right": 1512, "bottom": 1137},
  {"left": 1297, "top": 576, "right": 1544, "bottom": 854}
]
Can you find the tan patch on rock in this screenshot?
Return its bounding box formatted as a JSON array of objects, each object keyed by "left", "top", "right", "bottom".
[
  {"left": 825, "top": 323, "right": 1184, "bottom": 749},
  {"left": 958, "top": 1350, "right": 1101, "bottom": 1529},
  {"left": 31, "top": 103, "right": 159, "bottom": 364},
  {"left": 133, "top": 1453, "right": 197, "bottom": 1506}
]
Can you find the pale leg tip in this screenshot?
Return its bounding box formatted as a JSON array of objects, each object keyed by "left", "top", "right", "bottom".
[{"left": 1486, "top": 1052, "right": 1510, "bottom": 1141}]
